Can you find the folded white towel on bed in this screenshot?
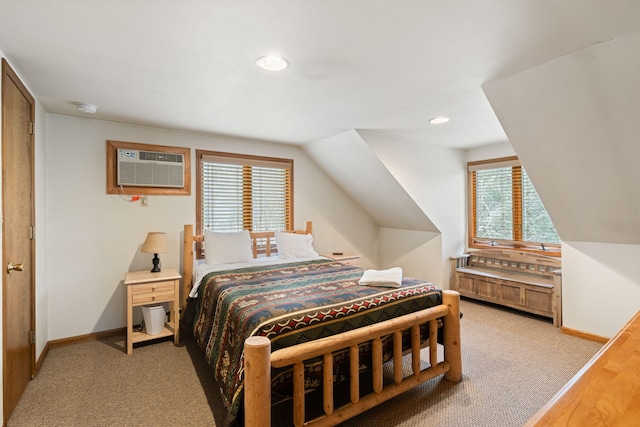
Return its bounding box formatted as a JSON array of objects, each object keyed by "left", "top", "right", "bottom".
[{"left": 358, "top": 267, "right": 403, "bottom": 288}]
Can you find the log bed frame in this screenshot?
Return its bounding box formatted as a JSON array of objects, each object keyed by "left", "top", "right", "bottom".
[
  {"left": 182, "top": 223, "right": 462, "bottom": 427},
  {"left": 181, "top": 222, "right": 314, "bottom": 307}
]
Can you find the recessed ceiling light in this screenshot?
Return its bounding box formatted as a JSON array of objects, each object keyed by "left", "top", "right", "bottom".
[
  {"left": 429, "top": 117, "right": 450, "bottom": 124},
  {"left": 256, "top": 55, "right": 289, "bottom": 71},
  {"left": 76, "top": 103, "right": 97, "bottom": 114}
]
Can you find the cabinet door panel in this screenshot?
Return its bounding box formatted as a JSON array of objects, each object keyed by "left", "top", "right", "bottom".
[
  {"left": 500, "top": 283, "right": 521, "bottom": 305},
  {"left": 524, "top": 288, "right": 552, "bottom": 313},
  {"left": 458, "top": 274, "right": 475, "bottom": 293},
  {"left": 477, "top": 278, "right": 499, "bottom": 299}
]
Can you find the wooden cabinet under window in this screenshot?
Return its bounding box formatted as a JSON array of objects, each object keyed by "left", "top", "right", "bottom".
[{"left": 450, "top": 249, "right": 561, "bottom": 326}]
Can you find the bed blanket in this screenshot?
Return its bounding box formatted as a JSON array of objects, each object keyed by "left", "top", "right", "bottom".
[{"left": 192, "top": 258, "right": 441, "bottom": 417}]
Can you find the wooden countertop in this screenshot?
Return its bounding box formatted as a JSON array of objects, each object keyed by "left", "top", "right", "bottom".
[
  {"left": 124, "top": 268, "right": 181, "bottom": 284},
  {"left": 525, "top": 310, "right": 640, "bottom": 426}
]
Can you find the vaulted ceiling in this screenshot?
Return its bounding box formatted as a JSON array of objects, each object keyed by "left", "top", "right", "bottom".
[{"left": 1, "top": 0, "right": 638, "bottom": 149}]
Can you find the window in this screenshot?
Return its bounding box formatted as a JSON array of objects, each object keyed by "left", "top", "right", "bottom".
[
  {"left": 196, "top": 150, "right": 293, "bottom": 257},
  {"left": 468, "top": 156, "right": 560, "bottom": 256}
]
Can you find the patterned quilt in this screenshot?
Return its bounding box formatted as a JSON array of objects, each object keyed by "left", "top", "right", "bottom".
[{"left": 192, "top": 258, "right": 442, "bottom": 417}]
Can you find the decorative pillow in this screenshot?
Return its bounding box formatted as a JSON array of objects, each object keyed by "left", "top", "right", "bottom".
[
  {"left": 275, "top": 231, "right": 318, "bottom": 259},
  {"left": 204, "top": 230, "right": 254, "bottom": 265}
]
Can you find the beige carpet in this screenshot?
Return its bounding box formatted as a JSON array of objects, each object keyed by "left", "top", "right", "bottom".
[{"left": 8, "top": 299, "right": 603, "bottom": 426}]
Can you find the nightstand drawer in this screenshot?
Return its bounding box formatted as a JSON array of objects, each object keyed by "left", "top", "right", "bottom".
[
  {"left": 131, "top": 281, "right": 175, "bottom": 294},
  {"left": 132, "top": 289, "right": 175, "bottom": 304}
]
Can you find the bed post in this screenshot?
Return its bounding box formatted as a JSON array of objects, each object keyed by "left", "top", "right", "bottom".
[
  {"left": 244, "top": 336, "right": 271, "bottom": 427},
  {"left": 442, "top": 290, "right": 462, "bottom": 382},
  {"left": 183, "top": 224, "right": 194, "bottom": 310}
]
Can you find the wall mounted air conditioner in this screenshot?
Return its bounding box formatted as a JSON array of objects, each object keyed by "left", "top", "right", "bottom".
[{"left": 117, "top": 149, "right": 184, "bottom": 188}]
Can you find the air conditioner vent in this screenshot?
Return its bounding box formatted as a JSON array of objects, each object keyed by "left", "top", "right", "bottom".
[
  {"left": 117, "top": 149, "right": 184, "bottom": 188},
  {"left": 138, "top": 151, "right": 183, "bottom": 163}
]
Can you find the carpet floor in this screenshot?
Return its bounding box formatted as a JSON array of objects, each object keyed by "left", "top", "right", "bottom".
[{"left": 7, "top": 299, "right": 603, "bottom": 426}]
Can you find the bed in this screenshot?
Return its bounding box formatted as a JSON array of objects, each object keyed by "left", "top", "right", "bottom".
[{"left": 182, "top": 222, "right": 462, "bottom": 427}]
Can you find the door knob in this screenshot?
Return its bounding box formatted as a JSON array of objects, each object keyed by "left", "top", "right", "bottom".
[{"left": 7, "top": 262, "right": 24, "bottom": 273}]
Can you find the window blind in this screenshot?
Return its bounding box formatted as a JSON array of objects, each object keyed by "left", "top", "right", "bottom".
[
  {"left": 475, "top": 166, "right": 514, "bottom": 240},
  {"left": 522, "top": 170, "right": 560, "bottom": 244},
  {"left": 199, "top": 151, "right": 292, "bottom": 234}
]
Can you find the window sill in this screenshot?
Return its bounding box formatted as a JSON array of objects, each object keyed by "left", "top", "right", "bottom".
[{"left": 470, "top": 240, "right": 561, "bottom": 258}]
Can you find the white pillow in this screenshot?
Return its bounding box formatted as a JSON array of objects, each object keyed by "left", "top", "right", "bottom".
[
  {"left": 204, "top": 230, "right": 254, "bottom": 265},
  {"left": 275, "top": 231, "right": 318, "bottom": 259}
]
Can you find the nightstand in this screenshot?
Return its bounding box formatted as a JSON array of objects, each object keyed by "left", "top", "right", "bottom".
[
  {"left": 124, "top": 268, "right": 181, "bottom": 355},
  {"left": 320, "top": 253, "right": 361, "bottom": 266}
]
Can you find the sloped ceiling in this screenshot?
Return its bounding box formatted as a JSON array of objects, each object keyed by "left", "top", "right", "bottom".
[
  {"left": 483, "top": 31, "right": 640, "bottom": 244},
  {"left": 304, "top": 130, "right": 438, "bottom": 232},
  {"left": 2, "top": 2, "right": 640, "bottom": 246},
  {"left": 1, "top": 1, "right": 640, "bottom": 149}
]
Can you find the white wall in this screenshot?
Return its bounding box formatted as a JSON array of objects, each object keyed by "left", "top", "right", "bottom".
[
  {"left": 304, "top": 129, "right": 449, "bottom": 284},
  {"left": 482, "top": 32, "right": 640, "bottom": 336},
  {"left": 34, "top": 101, "right": 48, "bottom": 355},
  {"left": 304, "top": 130, "right": 438, "bottom": 233},
  {"left": 304, "top": 130, "right": 457, "bottom": 286},
  {"left": 484, "top": 31, "right": 640, "bottom": 245},
  {"left": 378, "top": 228, "right": 443, "bottom": 286},
  {"left": 362, "top": 131, "right": 467, "bottom": 288},
  {"left": 45, "top": 114, "right": 377, "bottom": 340},
  {"left": 465, "top": 141, "right": 515, "bottom": 163},
  {"left": 563, "top": 242, "right": 640, "bottom": 337}
]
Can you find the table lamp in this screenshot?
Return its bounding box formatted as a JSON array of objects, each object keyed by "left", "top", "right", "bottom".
[{"left": 141, "top": 232, "right": 168, "bottom": 273}]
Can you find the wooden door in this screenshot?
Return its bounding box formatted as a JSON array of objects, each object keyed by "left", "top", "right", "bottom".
[{"left": 2, "top": 58, "right": 36, "bottom": 424}]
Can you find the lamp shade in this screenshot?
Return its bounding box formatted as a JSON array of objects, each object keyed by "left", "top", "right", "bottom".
[{"left": 141, "top": 232, "right": 168, "bottom": 254}]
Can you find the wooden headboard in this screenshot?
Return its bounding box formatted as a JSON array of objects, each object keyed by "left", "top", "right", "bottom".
[{"left": 182, "top": 222, "right": 312, "bottom": 308}]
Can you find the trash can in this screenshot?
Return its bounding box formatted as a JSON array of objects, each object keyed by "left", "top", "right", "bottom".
[{"left": 141, "top": 305, "right": 165, "bottom": 336}]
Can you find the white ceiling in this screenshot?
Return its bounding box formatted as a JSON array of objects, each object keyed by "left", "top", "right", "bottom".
[{"left": 1, "top": 0, "right": 639, "bottom": 149}]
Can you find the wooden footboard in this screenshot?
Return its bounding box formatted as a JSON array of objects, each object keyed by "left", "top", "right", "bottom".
[{"left": 244, "top": 290, "right": 462, "bottom": 427}]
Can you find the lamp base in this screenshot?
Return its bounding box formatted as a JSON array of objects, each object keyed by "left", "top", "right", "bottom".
[{"left": 150, "top": 253, "right": 161, "bottom": 273}]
